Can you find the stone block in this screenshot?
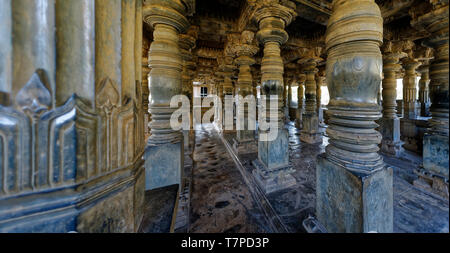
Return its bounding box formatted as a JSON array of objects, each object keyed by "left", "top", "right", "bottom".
[
  {"left": 233, "top": 138, "right": 257, "bottom": 155},
  {"left": 144, "top": 141, "right": 183, "bottom": 190},
  {"left": 257, "top": 129, "right": 289, "bottom": 170},
  {"left": 300, "top": 113, "right": 322, "bottom": 144},
  {"left": 378, "top": 117, "right": 403, "bottom": 156},
  {"left": 423, "top": 133, "right": 449, "bottom": 179},
  {"left": 252, "top": 159, "right": 296, "bottom": 194},
  {"left": 316, "top": 155, "right": 393, "bottom": 233}
]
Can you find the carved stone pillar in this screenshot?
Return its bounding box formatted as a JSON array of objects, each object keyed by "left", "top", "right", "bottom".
[
  {"left": 295, "top": 74, "right": 306, "bottom": 129},
  {"left": 233, "top": 31, "right": 258, "bottom": 154},
  {"left": 179, "top": 26, "right": 197, "bottom": 154},
  {"left": 316, "top": 0, "right": 393, "bottom": 232},
  {"left": 412, "top": 1, "right": 449, "bottom": 195},
  {"left": 400, "top": 57, "right": 422, "bottom": 153},
  {"left": 143, "top": 0, "right": 191, "bottom": 190},
  {"left": 418, "top": 64, "right": 431, "bottom": 117},
  {"left": 251, "top": 1, "right": 297, "bottom": 194},
  {"left": 0, "top": 0, "right": 145, "bottom": 232},
  {"left": 217, "top": 56, "right": 235, "bottom": 132},
  {"left": 299, "top": 57, "right": 323, "bottom": 144},
  {"left": 287, "top": 79, "right": 293, "bottom": 122},
  {"left": 402, "top": 58, "right": 421, "bottom": 119},
  {"left": 379, "top": 42, "right": 406, "bottom": 157},
  {"left": 316, "top": 72, "right": 324, "bottom": 119}
]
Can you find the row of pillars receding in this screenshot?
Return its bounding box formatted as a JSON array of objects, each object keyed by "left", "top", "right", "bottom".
[{"left": 143, "top": 0, "right": 448, "bottom": 232}]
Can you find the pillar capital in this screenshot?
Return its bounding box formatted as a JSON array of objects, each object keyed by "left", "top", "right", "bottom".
[
  {"left": 143, "top": 0, "right": 191, "bottom": 33},
  {"left": 252, "top": 2, "right": 296, "bottom": 46}
]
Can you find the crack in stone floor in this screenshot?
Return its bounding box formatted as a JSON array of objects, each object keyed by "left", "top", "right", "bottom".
[{"left": 188, "top": 124, "right": 271, "bottom": 233}]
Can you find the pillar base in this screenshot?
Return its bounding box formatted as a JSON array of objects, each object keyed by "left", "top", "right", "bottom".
[
  {"left": 414, "top": 167, "right": 449, "bottom": 199},
  {"left": 284, "top": 106, "right": 290, "bottom": 123},
  {"left": 144, "top": 141, "right": 183, "bottom": 190},
  {"left": 316, "top": 154, "right": 393, "bottom": 233},
  {"left": 400, "top": 118, "right": 420, "bottom": 153},
  {"left": 300, "top": 113, "right": 323, "bottom": 144},
  {"left": 381, "top": 139, "right": 404, "bottom": 157},
  {"left": 423, "top": 133, "right": 449, "bottom": 180},
  {"left": 300, "top": 131, "right": 323, "bottom": 144},
  {"left": 252, "top": 159, "right": 296, "bottom": 194},
  {"left": 233, "top": 138, "right": 257, "bottom": 155},
  {"left": 378, "top": 118, "right": 403, "bottom": 157}
]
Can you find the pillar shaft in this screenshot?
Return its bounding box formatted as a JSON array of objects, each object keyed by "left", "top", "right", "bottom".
[
  {"left": 316, "top": 0, "right": 393, "bottom": 233},
  {"left": 418, "top": 66, "right": 431, "bottom": 117},
  {"left": 300, "top": 61, "right": 322, "bottom": 144},
  {"left": 143, "top": 0, "right": 190, "bottom": 190},
  {"left": 251, "top": 4, "right": 297, "bottom": 194},
  {"left": 379, "top": 52, "right": 404, "bottom": 156},
  {"left": 402, "top": 59, "right": 420, "bottom": 119}
]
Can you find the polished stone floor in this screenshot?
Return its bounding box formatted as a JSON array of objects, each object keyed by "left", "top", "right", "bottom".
[{"left": 177, "top": 122, "right": 448, "bottom": 233}]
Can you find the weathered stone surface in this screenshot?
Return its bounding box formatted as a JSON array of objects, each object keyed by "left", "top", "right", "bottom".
[
  {"left": 145, "top": 142, "right": 183, "bottom": 190},
  {"left": 423, "top": 134, "right": 449, "bottom": 179},
  {"left": 316, "top": 155, "right": 393, "bottom": 233}
]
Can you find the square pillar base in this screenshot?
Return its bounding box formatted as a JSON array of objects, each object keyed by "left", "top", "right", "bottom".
[
  {"left": 423, "top": 133, "right": 449, "bottom": 179},
  {"left": 252, "top": 159, "right": 296, "bottom": 194},
  {"left": 414, "top": 167, "right": 449, "bottom": 199},
  {"left": 301, "top": 113, "right": 322, "bottom": 144},
  {"left": 300, "top": 131, "right": 323, "bottom": 144},
  {"left": 144, "top": 141, "right": 183, "bottom": 190},
  {"left": 380, "top": 139, "right": 404, "bottom": 157},
  {"left": 316, "top": 154, "right": 393, "bottom": 233},
  {"left": 378, "top": 118, "right": 403, "bottom": 157},
  {"left": 233, "top": 138, "right": 257, "bottom": 155}
]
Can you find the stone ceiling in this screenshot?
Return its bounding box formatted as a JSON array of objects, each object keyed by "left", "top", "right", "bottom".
[{"left": 143, "top": 0, "right": 434, "bottom": 70}]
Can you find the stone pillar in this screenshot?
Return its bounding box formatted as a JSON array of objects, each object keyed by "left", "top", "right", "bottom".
[
  {"left": 316, "top": 71, "right": 325, "bottom": 126},
  {"left": 217, "top": 56, "right": 235, "bottom": 131},
  {"left": 0, "top": 0, "right": 145, "bottom": 232},
  {"left": 379, "top": 42, "right": 406, "bottom": 157},
  {"left": 316, "top": 0, "right": 393, "bottom": 233},
  {"left": 143, "top": 0, "right": 191, "bottom": 190},
  {"left": 299, "top": 57, "right": 323, "bottom": 144},
  {"left": 418, "top": 64, "right": 431, "bottom": 117},
  {"left": 295, "top": 74, "right": 306, "bottom": 129},
  {"left": 251, "top": 2, "right": 297, "bottom": 194},
  {"left": 412, "top": 2, "right": 449, "bottom": 195},
  {"left": 400, "top": 58, "right": 422, "bottom": 153},
  {"left": 179, "top": 26, "right": 198, "bottom": 154},
  {"left": 402, "top": 58, "right": 421, "bottom": 119},
  {"left": 287, "top": 79, "right": 292, "bottom": 122},
  {"left": 233, "top": 31, "right": 258, "bottom": 154}
]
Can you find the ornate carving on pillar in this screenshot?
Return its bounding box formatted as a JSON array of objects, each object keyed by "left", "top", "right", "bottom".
[
  {"left": 143, "top": 0, "right": 191, "bottom": 190},
  {"left": 418, "top": 64, "right": 431, "bottom": 117},
  {"left": 379, "top": 41, "right": 407, "bottom": 157},
  {"left": 179, "top": 25, "right": 198, "bottom": 154},
  {"left": 316, "top": 0, "right": 393, "bottom": 233},
  {"left": 411, "top": 0, "right": 449, "bottom": 196},
  {"left": 295, "top": 73, "right": 306, "bottom": 129},
  {"left": 298, "top": 48, "right": 323, "bottom": 144},
  {"left": 401, "top": 56, "right": 421, "bottom": 120},
  {"left": 232, "top": 31, "right": 259, "bottom": 154},
  {"left": 316, "top": 69, "right": 326, "bottom": 127},
  {"left": 250, "top": 0, "right": 297, "bottom": 194},
  {"left": 217, "top": 55, "right": 236, "bottom": 131}
]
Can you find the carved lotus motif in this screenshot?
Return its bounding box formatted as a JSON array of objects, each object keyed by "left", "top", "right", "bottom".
[{"left": 16, "top": 73, "right": 51, "bottom": 117}]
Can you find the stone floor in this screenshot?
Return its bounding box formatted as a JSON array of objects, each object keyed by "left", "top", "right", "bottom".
[
  {"left": 187, "top": 124, "right": 271, "bottom": 233},
  {"left": 176, "top": 122, "right": 448, "bottom": 233}
]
